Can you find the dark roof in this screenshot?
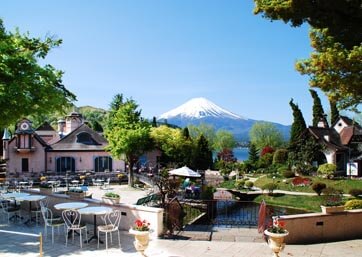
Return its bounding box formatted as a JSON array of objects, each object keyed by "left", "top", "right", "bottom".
[
  {"left": 341, "top": 126, "right": 362, "bottom": 144},
  {"left": 334, "top": 116, "right": 362, "bottom": 128},
  {"left": 36, "top": 122, "right": 55, "bottom": 131},
  {"left": 49, "top": 124, "right": 108, "bottom": 151},
  {"left": 307, "top": 127, "right": 347, "bottom": 151},
  {"left": 9, "top": 131, "right": 49, "bottom": 148}
]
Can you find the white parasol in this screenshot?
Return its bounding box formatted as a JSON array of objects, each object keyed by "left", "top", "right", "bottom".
[{"left": 168, "top": 166, "right": 201, "bottom": 178}]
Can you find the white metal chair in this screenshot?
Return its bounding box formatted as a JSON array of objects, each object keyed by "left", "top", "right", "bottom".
[
  {"left": 101, "top": 178, "right": 110, "bottom": 190},
  {"left": 0, "top": 198, "right": 21, "bottom": 223},
  {"left": 62, "top": 209, "right": 88, "bottom": 248},
  {"left": 31, "top": 198, "right": 49, "bottom": 226},
  {"left": 97, "top": 210, "right": 122, "bottom": 249},
  {"left": 40, "top": 204, "right": 64, "bottom": 244}
]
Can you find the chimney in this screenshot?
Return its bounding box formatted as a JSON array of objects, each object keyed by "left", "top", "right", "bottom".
[
  {"left": 2, "top": 128, "right": 10, "bottom": 160},
  {"left": 58, "top": 119, "right": 65, "bottom": 137},
  {"left": 317, "top": 115, "right": 329, "bottom": 128}
]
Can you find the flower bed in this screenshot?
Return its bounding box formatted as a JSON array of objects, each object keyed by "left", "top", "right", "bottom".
[{"left": 291, "top": 177, "right": 311, "bottom": 187}]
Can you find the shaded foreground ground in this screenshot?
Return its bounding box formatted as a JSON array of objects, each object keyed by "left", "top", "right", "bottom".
[
  {"left": 1, "top": 185, "right": 361, "bottom": 256},
  {"left": 1, "top": 222, "right": 362, "bottom": 257}
]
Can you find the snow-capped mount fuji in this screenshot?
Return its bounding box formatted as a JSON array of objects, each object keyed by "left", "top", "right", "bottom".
[
  {"left": 158, "top": 97, "right": 245, "bottom": 120},
  {"left": 157, "top": 97, "right": 290, "bottom": 141}
]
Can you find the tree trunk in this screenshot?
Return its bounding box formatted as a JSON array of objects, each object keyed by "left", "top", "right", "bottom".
[{"left": 128, "top": 161, "right": 134, "bottom": 187}]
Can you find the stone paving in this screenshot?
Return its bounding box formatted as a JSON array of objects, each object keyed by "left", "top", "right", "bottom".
[{"left": 1, "top": 185, "right": 361, "bottom": 257}]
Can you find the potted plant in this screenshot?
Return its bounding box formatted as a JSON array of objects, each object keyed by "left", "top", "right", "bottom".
[
  {"left": 129, "top": 219, "right": 151, "bottom": 256},
  {"left": 264, "top": 216, "right": 289, "bottom": 257},
  {"left": 320, "top": 187, "right": 345, "bottom": 214},
  {"left": 67, "top": 187, "right": 86, "bottom": 199},
  {"left": 102, "top": 192, "right": 120, "bottom": 205}
]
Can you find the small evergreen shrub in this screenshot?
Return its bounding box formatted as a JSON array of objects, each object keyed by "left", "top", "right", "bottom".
[
  {"left": 344, "top": 199, "right": 362, "bottom": 210},
  {"left": 273, "top": 149, "right": 288, "bottom": 164},
  {"left": 234, "top": 179, "right": 245, "bottom": 190},
  {"left": 312, "top": 182, "right": 327, "bottom": 196},
  {"left": 262, "top": 183, "right": 277, "bottom": 194},
  {"left": 245, "top": 181, "right": 254, "bottom": 188},
  {"left": 317, "top": 163, "right": 336, "bottom": 178},
  {"left": 349, "top": 189, "right": 362, "bottom": 198},
  {"left": 282, "top": 170, "right": 295, "bottom": 178}
]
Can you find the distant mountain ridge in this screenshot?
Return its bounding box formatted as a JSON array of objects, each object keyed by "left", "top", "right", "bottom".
[{"left": 157, "top": 97, "right": 290, "bottom": 141}]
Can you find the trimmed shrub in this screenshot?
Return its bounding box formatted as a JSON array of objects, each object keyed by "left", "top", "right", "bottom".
[
  {"left": 349, "top": 189, "right": 362, "bottom": 198},
  {"left": 282, "top": 170, "right": 295, "bottom": 178},
  {"left": 234, "top": 179, "right": 245, "bottom": 190},
  {"left": 312, "top": 182, "right": 327, "bottom": 196},
  {"left": 262, "top": 183, "right": 277, "bottom": 194},
  {"left": 245, "top": 181, "right": 254, "bottom": 188},
  {"left": 317, "top": 163, "right": 337, "bottom": 178},
  {"left": 273, "top": 149, "right": 288, "bottom": 164},
  {"left": 344, "top": 199, "right": 362, "bottom": 210}
]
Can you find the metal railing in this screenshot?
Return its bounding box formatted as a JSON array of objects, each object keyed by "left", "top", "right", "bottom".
[
  {"left": 0, "top": 230, "right": 42, "bottom": 257},
  {"left": 180, "top": 199, "right": 260, "bottom": 228}
]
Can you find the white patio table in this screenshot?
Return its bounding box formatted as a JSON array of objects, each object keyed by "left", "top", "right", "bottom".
[
  {"left": 18, "top": 194, "right": 46, "bottom": 225},
  {"left": 2, "top": 192, "right": 30, "bottom": 220},
  {"left": 78, "top": 206, "right": 112, "bottom": 243}
]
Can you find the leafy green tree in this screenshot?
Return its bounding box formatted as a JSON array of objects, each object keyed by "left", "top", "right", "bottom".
[
  {"left": 296, "top": 29, "right": 362, "bottom": 111},
  {"left": 80, "top": 106, "right": 107, "bottom": 132},
  {"left": 213, "top": 130, "right": 237, "bottom": 152},
  {"left": 253, "top": 1, "right": 362, "bottom": 110},
  {"left": 150, "top": 125, "right": 192, "bottom": 167},
  {"left": 309, "top": 89, "right": 326, "bottom": 127},
  {"left": 289, "top": 99, "right": 307, "bottom": 145},
  {"left": 188, "top": 123, "right": 216, "bottom": 150},
  {"left": 253, "top": 0, "right": 361, "bottom": 49},
  {"left": 329, "top": 99, "right": 339, "bottom": 125},
  {"left": 249, "top": 122, "right": 284, "bottom": 151},
  {"left": 0, "top": 19, "right": 76, "bottom": 128},
  {"left": 248, "top": 143, "right": 259, "bottom": 164},
  {"left": 104, "top": 96, "right": 152, "bottom": 186}
]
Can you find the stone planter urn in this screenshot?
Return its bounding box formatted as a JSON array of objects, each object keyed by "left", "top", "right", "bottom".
[
  {"left": 264, "top": 229, "right": 289, "bottom": 257},
  {"left": 102, "top": 196, "right": 120, "bottom": 205},
  {"left": 68, "top": 191, "right": 85, "bottom": 199},
  {"left": 129, "top": 229, "right": 150, "bottom": 256},
  {"left": 321, "top": 205, "right": 345, "bottom": 214}
]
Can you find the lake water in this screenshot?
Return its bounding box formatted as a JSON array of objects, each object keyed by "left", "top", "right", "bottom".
[{"left": 233, "top": 147, "right": 249, "bottom": 161}]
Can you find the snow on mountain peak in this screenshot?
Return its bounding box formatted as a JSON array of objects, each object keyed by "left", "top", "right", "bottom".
[{"left": 158, "top": 97, "right": 245, "bottom": 120}]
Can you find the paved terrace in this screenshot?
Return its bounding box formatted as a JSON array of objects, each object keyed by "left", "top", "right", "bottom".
[
  {"left": 1, "top": 185, "right": 361, "bottom": 256},
  {"left": 0, "top": 222, "right": 361, "bottom": 257}
]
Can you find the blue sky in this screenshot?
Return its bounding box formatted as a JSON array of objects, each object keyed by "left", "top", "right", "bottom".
[{"left": 1, "top": 0, "right": 329, "bottom": 125}]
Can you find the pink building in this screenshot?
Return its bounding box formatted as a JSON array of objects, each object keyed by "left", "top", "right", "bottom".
[{"left": 2, "top": 112, "right": 125, "bottom": 177}]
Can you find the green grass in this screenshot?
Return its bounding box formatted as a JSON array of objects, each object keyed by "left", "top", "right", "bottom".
[
  {"left": 253, "top": 175, "right": 362, "bottom": 194},
  {"left": 254, "top": 194, "right": 324, "bottom": 212}
]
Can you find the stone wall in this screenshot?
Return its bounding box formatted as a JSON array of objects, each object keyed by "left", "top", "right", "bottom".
[
  {"left": 279, "top": 210, "right": 362, "bottom": 244},
  {"left": 22, "top": 189, "right": 164, "bottom": 238}
]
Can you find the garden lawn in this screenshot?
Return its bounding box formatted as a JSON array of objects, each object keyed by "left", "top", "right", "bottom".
[
  {"left": 254, "top": 194, "right": 324, "bottom": 213},
  {"left": 253, "top": 175, "right": 362, "bottom": 194}
]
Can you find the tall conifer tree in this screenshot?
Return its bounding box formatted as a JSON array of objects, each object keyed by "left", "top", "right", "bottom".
[
  {"left": 248, "top": 143, "right": 259, "bottom": 164},
  {"left": 329, "top": 99, "right": 339, "bottom": 125},
  {"left": 289, "top": 99, "right": 307, "bottom": 145},
  {"left": 310, "top": 89, "right": 327, "bottom": 127}
]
